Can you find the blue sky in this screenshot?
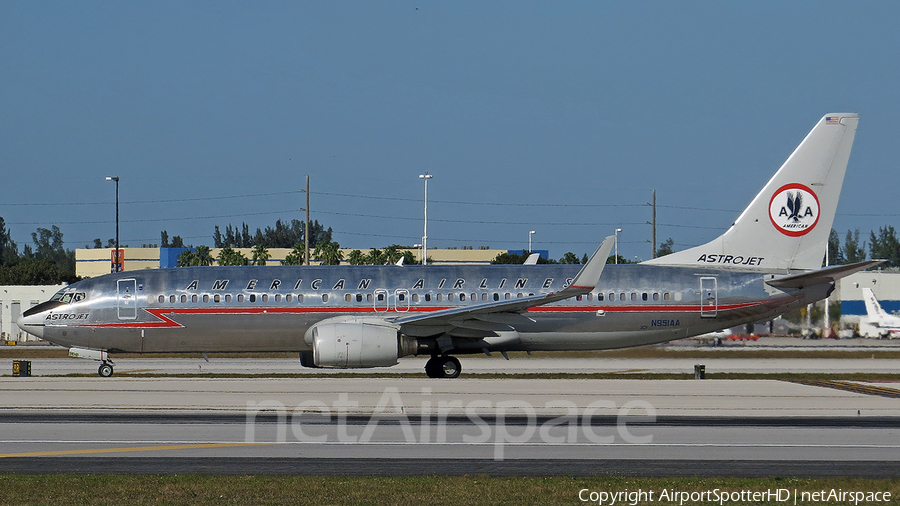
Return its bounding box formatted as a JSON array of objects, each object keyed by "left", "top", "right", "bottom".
[{"left": 2, "top": 2, "right": 898, "bottom": 260}]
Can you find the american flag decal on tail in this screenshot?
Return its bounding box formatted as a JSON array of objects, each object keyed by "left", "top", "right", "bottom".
[{"left": 826, "top": 116, "right": 840, "bottom": 125}]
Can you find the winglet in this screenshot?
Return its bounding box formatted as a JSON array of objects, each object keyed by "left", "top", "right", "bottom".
[
  {"left": 567, "top": 235, "right": 615, "bottom": 291},
  {"left": 523, "top": 253, "right": 540, "bottom": 265}
]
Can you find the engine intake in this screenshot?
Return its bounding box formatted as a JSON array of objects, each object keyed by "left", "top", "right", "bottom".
[{"left": 311, "top": 321, "right": 416, "bottom": 368}]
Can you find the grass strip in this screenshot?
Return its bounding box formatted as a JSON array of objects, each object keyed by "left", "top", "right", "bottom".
[{"left": 0, "top": 475, "right": 897, "bottom": 506}]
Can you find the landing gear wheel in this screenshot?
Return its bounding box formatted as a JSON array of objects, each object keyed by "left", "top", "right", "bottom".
[
  {"left": 98, "top": 362, "right": 114, "bottom": 378},
  {"left": 439, "top": 356, "right": 461, "bottom": 379},
  {"left": 424, "top": 356, "right": 461, "bottom": 379}
]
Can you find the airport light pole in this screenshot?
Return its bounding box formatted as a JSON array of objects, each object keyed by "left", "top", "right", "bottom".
[
  {"left": 105, "top": 176, "right": 120, "bottom": 272},
  {"left": 528, "top": 230, "right": 536, "bottom": 253},
  {"left": 614, "top": 228, "right": 622, "bottom": 264},
  {"left": 419, "top": 172, "right": 433, "bottom": 265}
]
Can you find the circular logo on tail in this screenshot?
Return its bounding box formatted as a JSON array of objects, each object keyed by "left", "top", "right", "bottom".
[{"left": 768, "top": 183, "right": 820, "bottom": 237}]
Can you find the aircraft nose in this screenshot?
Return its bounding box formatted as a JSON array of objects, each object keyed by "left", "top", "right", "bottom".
[{"left": 16, "top": 313, "right": 44, "bottom": 339}]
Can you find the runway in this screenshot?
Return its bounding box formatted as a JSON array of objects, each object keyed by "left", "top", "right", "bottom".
[
  {"left": 11, "top": 355, "right": 900, "bottom": 376},
  {"left": 1, "top": 375, "right": 899, "bottom": 476}
]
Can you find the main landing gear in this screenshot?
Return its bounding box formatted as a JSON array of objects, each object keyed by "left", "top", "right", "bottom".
[
  {"left": 98, "top": 361, "right": 114, "bottom": 378},
  {"left": 424, "top": 355, "right": 461, "bottom": 379}
]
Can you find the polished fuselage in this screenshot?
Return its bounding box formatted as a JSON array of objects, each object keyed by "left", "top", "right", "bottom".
[{"left": 31, "top": 263, "right": 821, "bottom": 355}]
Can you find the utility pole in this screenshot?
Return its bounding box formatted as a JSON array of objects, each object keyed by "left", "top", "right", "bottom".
[
  {"left": 304, "top": 175, "right": 310, "bottom": 266},
  {"left": 649, "top": 190, "right": 657, "bottom": 259}
]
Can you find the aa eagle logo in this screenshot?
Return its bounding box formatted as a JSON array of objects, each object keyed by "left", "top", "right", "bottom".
[{"left": 768, "top": 183, "right": 820, "bottom": 237}]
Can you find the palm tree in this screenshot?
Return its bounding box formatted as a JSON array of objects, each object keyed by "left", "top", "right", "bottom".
[
  {"left": 281, "top": 243, "right": 305, "bottom": 265},
  {"left": 176, "top": 249, "right": 197, "bottom": 267},
  {"left": 195, "top": 245, "right": 214, "bottom": 266},
  {"left": 314, "top": 240, "right": 343, "bottom": 265},
  {"left": 365, "top": 248, "right": 384, "bottom": 265},
  {"left": 382, "top": 245, "right": 403, "bottom": 265},
  {"left": 218, "top": 246, "right": 248, "bottom": 266},
  {"left": 347, "top": 249, "right": 366, "bottom": 265},
  {"left": 251, "top": 244, "right": 270, "bottom": 266}
]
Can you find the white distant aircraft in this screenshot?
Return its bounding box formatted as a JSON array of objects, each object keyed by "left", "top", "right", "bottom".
[{"left": 861, "top": 288, "right": 900, "bottom": 338}]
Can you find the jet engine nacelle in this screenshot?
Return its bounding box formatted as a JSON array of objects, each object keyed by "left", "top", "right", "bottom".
[{"left": 311, "top": 321, "right": 414, "bottom": 368}]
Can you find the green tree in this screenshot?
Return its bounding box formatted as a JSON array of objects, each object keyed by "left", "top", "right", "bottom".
[
  {"left": 195, "top": 245, "right": 214, "bottom": 266},
  {"left": 365, "top": 248, "right": 385, "bottom": 265},
  {"left": 827, "top": 229, "right": 844, "bottom": 265},
  {"left": 0, "top": 258, "right": 79, "bottom": 285},
  {"left": 558, "top": 252, "right": 581, "bottom": 264},
  {"left": 314, "top": 240, "right": 343, "bottom": 265},
  {"left": 251, "top": 244, "right": 270, "bottom": 266},
  {"left": 217, "top": 247, "right": 248, "bottom": 266},
  {"left": 656, "top": 238, "right": 675, "bottom": 258},
  {"left": 281, "top": 244, "right": 306, "bottom": 266},
  {"left": 382, "top": 245, "right": 403, "bottom": 265},
  {"left": 843, "top": 229, "right": 867, "bottom": 264},
  {"left": 0, "top": 217, "right": 17, "bottom": 266},
  {"left": 176, "top": 249, "right": 197, "bottom": 267},
  {"left": 869, "top": 226, "right": 900, "bottom": 268},
  {"left": 347, "top": 249, "right": 366, "bottom": 265}
]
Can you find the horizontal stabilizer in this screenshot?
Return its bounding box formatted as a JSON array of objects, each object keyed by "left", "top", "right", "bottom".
[{"left": 766, "top": 260, "right": 883, "bottom": 289}]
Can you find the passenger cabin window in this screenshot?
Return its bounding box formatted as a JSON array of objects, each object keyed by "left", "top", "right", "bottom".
[
  {"left": 191, "top": 295, "right": 198, "bottom": 303},
  {"left": 262, "top": 294, "right": 269, "bottom": 303},
  {"left": 436, "top": 293, "right": 443, "bottom": 302},
  {"left": 297, "top": 294, "right": 304, "bottom": 303},
  {"left": 642, "top": 293, "right": 648, "bottom": 301},
  {"left": 412, "top": 294, "right": 419, "bottom": 303},
  {"left": 322, "top": 294, "right": 328, "bottom": 302},
  {"left": 448, "top": 293, "right": 455, "bottom": 301},
  {"left": 493, "top": 293, "right": 499, "bottom": 301},
  {"left": 238, "top": 294, "right": 244, "bottom": 303},
  {"left": 203, "top": 295, "right": 209, "bottom": 303},
  {"left": 170, "top": 295, "right": 176, "bottom": 303},
  {"left": 225, "top": 294, "right": 232, "bottom": 303},
  {"left": 425, "top": 294, "right": 431, "bottom": 302},
  {"left": 598, "top": 293, "right": 604, "bottom": 301},
  {"left": 249, "top": 294, "right": 256, "bottom": 303},
  {"left": 214, "top": 294, "right": 221, "bottom": 303},
  {"left": 356, "top": 294, "right": 363, "bottom": 302},
  {"left": 275, "top": 294, "right": 281, "bottom": 303},
  {"left": 181, "top": 295, "right": 187, "bottom": 303},
  {"left": 619, "top": 293, "right": 626, "bottom": 301},
  {"left": 345, "top": 294, "right": 353, "bottom": 302},
  {"left": 158, "top": 295, "right": 165, "bottom": 303},
  {"left": 285, "top": 294, "right": 291, "bottom": 302}
]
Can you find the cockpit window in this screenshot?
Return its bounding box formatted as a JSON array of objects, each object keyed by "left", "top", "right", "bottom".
[{"left": 49, "top": 291, "right": 86, "bottom": 305}]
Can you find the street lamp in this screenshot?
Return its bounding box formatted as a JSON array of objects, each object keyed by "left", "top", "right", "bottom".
[
  {"left": 528, "top": 230, "right": 536, "bottom": 253},
  {"left": 419, "top": 172, "right": 433, "bottom": 265},
  {"left": 106, "top": 176, "right": 120, "bottom": 272},
  {"left": 614, "top": 228, "right": 622, "bottom": 265}
]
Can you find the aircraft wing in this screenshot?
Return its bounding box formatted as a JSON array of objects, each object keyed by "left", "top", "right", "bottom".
[
  {"left": 766, "top": 260, "right": 884, "bottom": 289},
  {"left": 390, "top": 236, "right": 614, "bottom": 333}
]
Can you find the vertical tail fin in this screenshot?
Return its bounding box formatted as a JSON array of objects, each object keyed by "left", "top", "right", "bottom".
[
  {"left": 862, "top": 288, "right": 888, "bottom": 321},
  {"left": 645, "top": 113, "right": 859, "bottom": 273}
]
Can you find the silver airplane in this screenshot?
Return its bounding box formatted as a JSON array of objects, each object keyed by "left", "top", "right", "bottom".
[{"left": 18, "top": 113, "right": 877, "bottom": 378}]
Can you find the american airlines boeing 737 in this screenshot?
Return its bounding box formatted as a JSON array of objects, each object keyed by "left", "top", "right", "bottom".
[{"left": 18, "top": 113, "right": 878, "bottom": 378}]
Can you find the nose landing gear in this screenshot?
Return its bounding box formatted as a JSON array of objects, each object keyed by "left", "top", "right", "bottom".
[{"left": 424, "top": 355, "right": 461, "bottom": 379}]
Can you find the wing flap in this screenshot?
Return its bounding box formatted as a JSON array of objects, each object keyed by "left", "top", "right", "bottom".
[{"left": 392, "top": 236, "right": 615, "bottom": 329}]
